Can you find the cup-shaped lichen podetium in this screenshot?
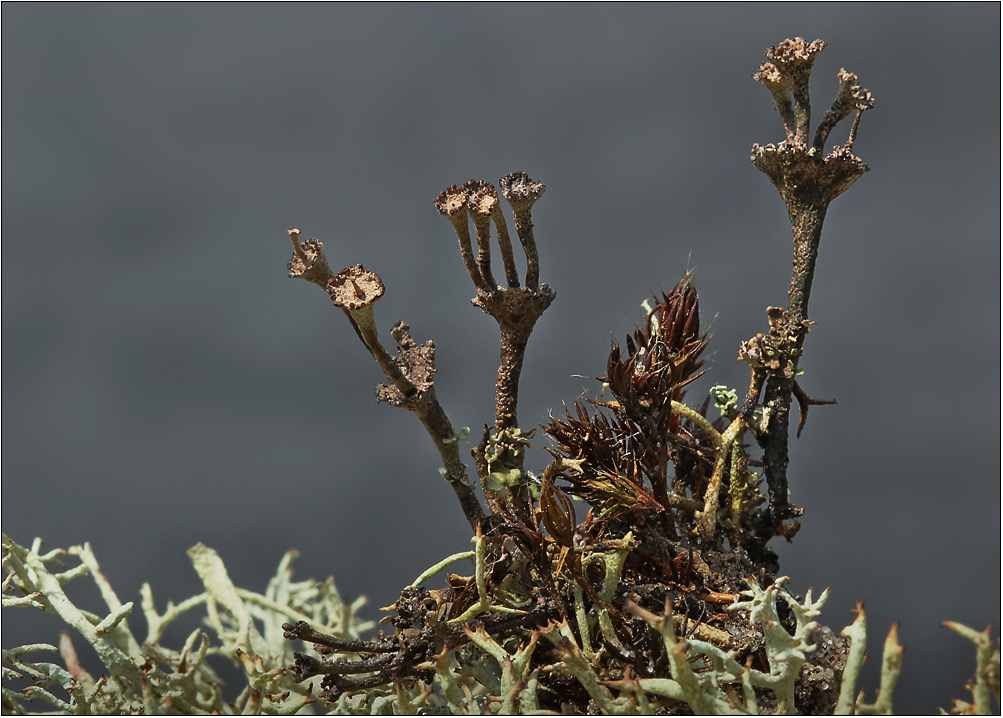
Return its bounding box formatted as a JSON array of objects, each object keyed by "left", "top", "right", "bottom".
[
  {"left": 327, "top": 265, "right": 385, "bottom": 341},
  {"left": 287, "top": 228, "right": 335, "bottom": 290}
]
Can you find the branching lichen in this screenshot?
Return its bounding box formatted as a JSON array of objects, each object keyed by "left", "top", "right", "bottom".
[
  {"left": 940, "top": 622, "right": 1001, "bottom": 716},
  {"left": 2, "top": 535, "right": 371, "bottom": 715}
]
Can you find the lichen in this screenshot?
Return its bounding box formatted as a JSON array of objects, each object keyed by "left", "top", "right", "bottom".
[
  {"left": 2, "top": 535, "right": 371, "bottom": 715},
  {"left": 4, "top": 37, "right": 998, "bottom": 717}
]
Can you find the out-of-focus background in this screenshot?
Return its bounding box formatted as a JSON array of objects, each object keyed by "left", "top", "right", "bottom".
[{"left": 4, "top": 5, "right": 1000, "bottom": 713}]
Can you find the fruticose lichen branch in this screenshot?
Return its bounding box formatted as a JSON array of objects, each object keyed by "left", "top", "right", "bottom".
[
  {"left": 435, "top": 173, "right": 556, "bottom": 436},
  {"left": 834, "top": 603, "right": 908, "bottom": 715},
  {"left": 286, "top": 231, "right": 487, "bottom": 530},
  {"left": 744, "top": 38, "right": 875, "bottom": 550},
  {"left": 4, "top": 536, "right": 366, "bottom": 714},
  {"left": 940, "top": 622, "right": 1001, "bottom": 715}
]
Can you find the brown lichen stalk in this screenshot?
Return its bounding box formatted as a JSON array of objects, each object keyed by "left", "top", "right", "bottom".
[
  {"left": 745, "top": 38, "right": 874, "bottom": 547},
  {"left": 286, "top": 234, "right": 486, "bottom": 531},
  {"left": 435, "top": 173, "right": 556, "bottom": 436}
]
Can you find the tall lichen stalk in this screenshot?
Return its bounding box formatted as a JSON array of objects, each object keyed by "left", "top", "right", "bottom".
[{"left": 742, "top": 38, "right": 874, "bottom": 554}]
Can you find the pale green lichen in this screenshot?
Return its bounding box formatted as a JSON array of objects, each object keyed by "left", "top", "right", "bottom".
[
  {"left": 832, "top": 602, "right": 905, "bottom": 716},
  {"left": 5, "top": 536, "right": 999, "bottom": 715},
  {"left": 2, "top": 535, "right": 371, "bottom": 715},
  {"left": 603, "top": 576, "right": 825, "bottom": 715},
  {"left": 711, "top": 385, "right": 740, "bottom": 420},
  {"left": 408, "top": 551, "right": 475, "bottom": 590},
  {"left": 939, "top": 622, "right": 1000, "bottom": 716},
  {"left": 483, "top": 427, "right": 536, "bottom": 494},
  {"left": 441, "top": 427, "right": 471, "bottom": 446},
  {"left": 732, "top": 577, "right": 829, "bottom": 711},
  {"left": 447, "top": 528, "right": 527, "bottom": 624}
]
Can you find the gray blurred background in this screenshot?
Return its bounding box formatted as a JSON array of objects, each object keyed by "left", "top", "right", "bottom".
[{"left": 4, "top": 4, "right": 1000, "bottom": 713}]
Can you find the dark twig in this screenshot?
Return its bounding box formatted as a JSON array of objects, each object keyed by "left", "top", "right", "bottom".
[
  {"left": 283, "top": 621, "right": 397, "bottom": 653},
  {"left": 291, "top": 651, "right": 400, "bottom": 677},
  {"left": 792, "top": 380, "right": 837, "bottom": 438}
]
